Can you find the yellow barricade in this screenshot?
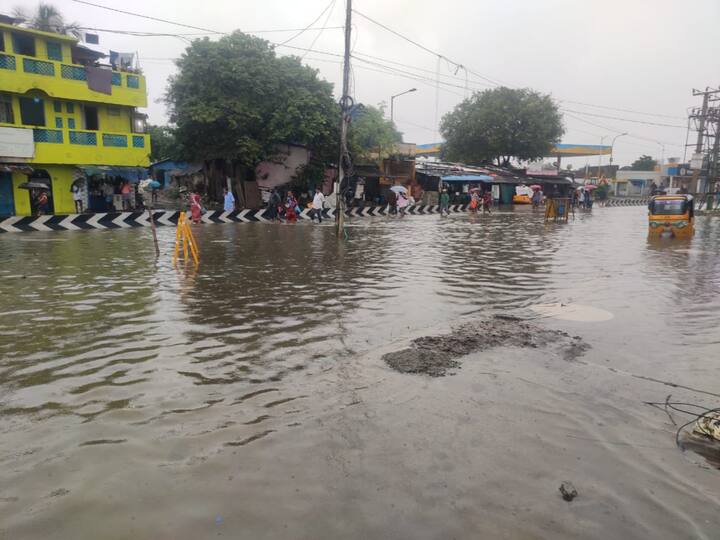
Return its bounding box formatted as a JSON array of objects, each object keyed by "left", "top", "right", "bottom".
[{"left": 173, "top": 211, "right": 200, "bottom": 266}]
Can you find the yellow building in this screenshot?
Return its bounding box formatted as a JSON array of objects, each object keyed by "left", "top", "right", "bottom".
[{"left": 0, "top": 21, "right": 150, "bottom": 216}]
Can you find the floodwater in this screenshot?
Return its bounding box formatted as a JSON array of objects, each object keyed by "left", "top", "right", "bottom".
[{"left": 0, "top": 207, "right": 718, "bottom": 539}]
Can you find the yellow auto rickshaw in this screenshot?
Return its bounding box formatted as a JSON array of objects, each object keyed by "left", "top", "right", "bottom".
[{"left": 648, "top": 195, "right": 694, "bottom": 238}]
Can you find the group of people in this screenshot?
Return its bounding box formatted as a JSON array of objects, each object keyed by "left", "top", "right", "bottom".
[
  {"left": 266, "top": 187, "right": 326, "bottom": 223},
  {"left": 468, "top": 189, "right": 493, "bottom": 214}
]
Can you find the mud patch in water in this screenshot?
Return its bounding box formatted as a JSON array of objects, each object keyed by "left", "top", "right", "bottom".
[{"left": 383, "top": 315, "right": 589, "bottom": 376}]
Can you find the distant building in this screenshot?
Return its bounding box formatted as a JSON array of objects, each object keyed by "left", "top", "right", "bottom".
[
  {"left": 613, "top": 170, "right": 661, "bottom": 196},
  {"left": 0, "top": 21, "right": 150, "bottom": 216}
]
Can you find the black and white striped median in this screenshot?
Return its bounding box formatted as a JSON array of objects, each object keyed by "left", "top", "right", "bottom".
[{"left": 0, "top": 198, "right": 650, "bottom": 233}]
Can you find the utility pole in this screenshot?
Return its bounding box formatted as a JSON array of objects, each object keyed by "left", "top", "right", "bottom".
[
  {"left": 335, "top": 0, "right": 352, "bottom": 235},
  {"left": 690, "top": 87, "right": 720, "bottom": 193}
]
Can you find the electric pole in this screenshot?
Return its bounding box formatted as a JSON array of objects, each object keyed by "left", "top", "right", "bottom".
[
  {"left": 690, "top": 87, "right": 720, "bottom": 193},
  {"left": 335, "top": 0, "right": 352, "bottom": 235}
]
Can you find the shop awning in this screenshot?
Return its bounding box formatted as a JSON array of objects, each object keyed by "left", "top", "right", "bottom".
[
  {"left": 441, "top": 174, "right": 495, "bottom": 182},
  {"left": 77, "top": 166, "right": 147, "bottom": 182}
]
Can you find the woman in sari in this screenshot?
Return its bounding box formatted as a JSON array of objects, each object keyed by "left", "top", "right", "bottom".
[
  {"left": 285, "top": 192, "right": 298, "bottom": 222},
  {"left": 189, "top": 191, "right": 202, "bottom": 224}
]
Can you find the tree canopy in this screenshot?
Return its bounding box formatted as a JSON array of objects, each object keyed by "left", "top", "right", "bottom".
[
  {"left": 13, "top": 2, "right": 78, "bottom": 35},
  {"left": 630, "top": 155, "right": 658, "bottom": 171},
  {"left": 166, "top": 32, "right": 338, "bottom": 175},
  {"left": 348, "top": 105, "right": 402, "bottom": 162},
  {"left": 440, "top": 87, "right": 564, "bottom": 167},
  {"left": 148, "top": 125, "right": 178, "bottom": 163}
]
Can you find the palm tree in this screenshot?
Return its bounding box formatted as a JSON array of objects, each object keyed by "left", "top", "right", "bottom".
[{"left": 13, "top": 2, "right": 79, "bottom": 35}]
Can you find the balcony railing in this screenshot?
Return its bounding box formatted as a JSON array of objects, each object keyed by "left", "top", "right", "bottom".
[
  {"left": 33, "top": 128, "right": 146, "bottom": 149},
  {"left": 0, "top": 52, "right": 145, "bottom": 93}
]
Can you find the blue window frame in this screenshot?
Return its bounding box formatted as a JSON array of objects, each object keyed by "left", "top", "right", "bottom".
[
  {"left": 53, "top": 101, "right": 62, "bottom": 113},
  {"left": 66, "top": 103, "right": 74, "bottom": 113},
  {"left": 55, "top": 117, "right": 63, "bottom": 128},
  {"left": 67, "top": 118, "right": 75, "bottom": 129}
]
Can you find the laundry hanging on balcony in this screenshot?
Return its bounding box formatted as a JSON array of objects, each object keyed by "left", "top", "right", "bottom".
[
  {"left": 109, "top": 51, "right": 135, "bottom": 71},
  {"left": 86, "top": 67, "right": 112, "bottom": 95}
]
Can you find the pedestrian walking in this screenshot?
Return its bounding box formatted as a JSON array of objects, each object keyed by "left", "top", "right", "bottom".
[
  {"left": 268, "top": 189, "right": 281, "bottom": 221},
  {"left": 531, "top": 188, "right": 543, "bottom": 209},
  {"left": 189, "top": 191, "right": 203, "bottom": 224},
  {"left": 312, "top": 187, "right": 325, "bottom": 223},
  {"left": 482, "top": 190, "right": 492, "bottom": 213},
  {"left": 469, "top": 191, "right": 480, "bottom": 212},
  {"left": 71, "top": 180, "right": 84, "bottom": 213},
  {"left": 120, "top": 180, "right": 133, "bottom": 211},
  {"left": 439, "top": 188, "right": 450, "bottom": 216},
  {"left": 285, "top": 192, "right": 299, "bottom": 222},
  {"left": 397, "top": 191, "right": 409, "bottom": 217},
  {"left": 223, "top": 188, "right": 235, "bottom": 213}
]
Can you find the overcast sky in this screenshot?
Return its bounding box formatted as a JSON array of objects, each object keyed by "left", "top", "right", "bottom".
[{"left": 6, "top": 0, "right": 720, "bottom": 167}]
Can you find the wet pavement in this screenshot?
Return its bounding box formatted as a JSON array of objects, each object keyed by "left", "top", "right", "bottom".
[{"left": 0, "top": 207, "right": 719, "bottom": 539}]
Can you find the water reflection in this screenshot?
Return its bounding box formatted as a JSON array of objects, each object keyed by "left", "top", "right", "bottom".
[{"left": 1, "top": 208, "right": 719, "bottom": 538}]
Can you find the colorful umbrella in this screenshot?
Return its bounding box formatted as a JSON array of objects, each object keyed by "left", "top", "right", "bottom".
[
  {"left": 390, "top": 185, "right": 408, "bottom": 194},
  {"left": 529, "top": 184, "right": 542, "bottom": 190},
  {"left": 584, "top": 184, "right": 598, "bottom": 190}
]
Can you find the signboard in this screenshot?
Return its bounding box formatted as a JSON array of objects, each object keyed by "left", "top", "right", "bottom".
[
  {"left": 690, "top": 153, "right": 704, "bottom": 170},
  {"left": 0, "top": 126, "right": 34, "bottom": 159}
]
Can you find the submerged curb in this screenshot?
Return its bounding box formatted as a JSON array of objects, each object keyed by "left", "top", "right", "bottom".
[{"left": 0, "top": 198, "right": 650, "bottom": 233}]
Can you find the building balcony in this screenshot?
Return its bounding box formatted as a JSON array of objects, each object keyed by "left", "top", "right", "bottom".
[
  {"left": 0, "top": 52, "right": 147, "bottom": 108},
  {"left": 0, "top": 125, "right": 149, "bottom": 167}
]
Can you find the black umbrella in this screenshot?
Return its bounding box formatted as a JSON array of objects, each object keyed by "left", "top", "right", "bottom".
[{"left": 18, "top": 182, "right": 50, "bottom": 190}]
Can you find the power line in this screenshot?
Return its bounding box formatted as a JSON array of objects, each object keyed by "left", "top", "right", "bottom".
[
  {"left": 279, "top": 0, "right": 336, "bottom": 46},
  {"left": 561, "top": 109, "right": 687, "bottom": 129},
  {"left": 75, "top": 25, "right": 343, "bottom": 37},
  {"left": 301, "top": 0, "right": 337, "bottom": 61},
  {"left": 70, "top": 0, "right": 222, "bottom": 33},
  {"left": 352, "top": 9, "right": 501, "bottom": 86},
  {"left": 560, "top": 99, "right": 687, "bottom": 121}
]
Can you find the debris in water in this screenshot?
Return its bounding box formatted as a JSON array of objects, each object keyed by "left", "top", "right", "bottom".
[
  {"left": 559, "top": 481, "right": 578, "bottom": 502},
  {"left": 382, "top": 316, "right": 590, "bottom": 377}
]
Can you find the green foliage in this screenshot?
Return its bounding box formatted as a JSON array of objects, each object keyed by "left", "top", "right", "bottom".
[
  {"left": 148, "top": 125, "right": 178, "bottom": 162},
  {"left": 165, "top": 32, "right": 339, "bottom": 172},
  {"left": 440, "top": 87, "right": 564, "bottom": 167},
  {"left": 348, "top": 105, "right": 402, "bottom": 161},
  {"left": 631, "top": 154, "right": 657, "bottom": 171}
]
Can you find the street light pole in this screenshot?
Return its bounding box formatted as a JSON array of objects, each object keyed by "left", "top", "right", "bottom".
[
  {"left": 598, "top": 135, "right": 608, "bottom": 178},
  {"left": 609, "top": 132, "right": 628, "bottom": 165},
  {"left": 390, "top": 88, "right": 417, "bottom": 124}
]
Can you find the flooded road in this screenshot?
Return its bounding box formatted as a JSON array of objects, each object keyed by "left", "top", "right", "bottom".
[{"left": 1, "top": 207, "right": 719, "bottom": 539}]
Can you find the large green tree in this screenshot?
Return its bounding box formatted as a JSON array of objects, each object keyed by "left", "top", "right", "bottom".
[
  {"left": 166, "top": 32, "right": 338, "bottom": 203},
  {"left": 440, "top": 87, "right": 564, "bottom": 167},
  {"left": 148, "top": 125, "right": 178, "bottom": 162},
  {"left": 630, "top": 154, "right": 657, "bottom": 171},
  {"left": 348, "top": 104, "right": 402, "bottom": 162}
]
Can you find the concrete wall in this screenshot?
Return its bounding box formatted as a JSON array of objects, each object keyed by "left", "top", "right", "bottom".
[{"left": 255, "top": 144, "right": 310, "bottom": 190}]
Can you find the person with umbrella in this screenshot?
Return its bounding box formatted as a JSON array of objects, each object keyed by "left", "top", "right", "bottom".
[
  {"left": 391, "top": 185, "right": 409, "bottom": 217},
  {"left": 37, "top": 189, "right": 50, "bottom": 215},
  {"left": 469, "top": 188, "right": 480, "bottom": 212}
]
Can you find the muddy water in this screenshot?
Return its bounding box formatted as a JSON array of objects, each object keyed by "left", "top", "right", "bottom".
[{"left": 0, "top": 207, "right": 718, "bottom": 539}]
